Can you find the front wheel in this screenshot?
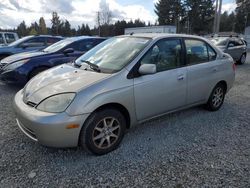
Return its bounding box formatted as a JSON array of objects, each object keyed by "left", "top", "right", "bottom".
[
  {"left": 206, "top": 83, "right": 226, "bottom": 111},
  {"left": 79, "top": 109, "right": 126, "bottom": 155}
]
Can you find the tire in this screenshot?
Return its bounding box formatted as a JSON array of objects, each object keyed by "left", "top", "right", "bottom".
[
  {"left": 29, "top": 67, "right": 48, "bottom": 79},
  {"left": 79, "top": 108, "right": 126, "bottom": 155},
  {"left": 238, "top": 53, "right": 246, "bottom": 65},
  {"left": 206, "top": 83, "right": 226, "bottom": 111}
]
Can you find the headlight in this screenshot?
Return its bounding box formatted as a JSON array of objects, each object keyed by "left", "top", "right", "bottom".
[
  {"left": 36, "top": 93, "right": 76, "bottom": 113},
  {"left": 5, "top": 59, "right": 29, "bottom": 70}
]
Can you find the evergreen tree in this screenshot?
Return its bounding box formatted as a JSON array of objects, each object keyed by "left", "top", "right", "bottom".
[
  {"left": 16, "top": 21, "right": 27, "bottom": 37},
  {"left": 183, "top": 0, "right": 214, "bottom": 34},
  {"left": 235, "top": 0, "right": 250, "bottom": 33},
  {"left": 51, "top": 12, "right": 61, "bottom": 35},
  {"left": 39, "top": 17, "right": 47, "bottom": 34},
  {"left": 154, "top": 0, "right": 183, "bottom": 25}
]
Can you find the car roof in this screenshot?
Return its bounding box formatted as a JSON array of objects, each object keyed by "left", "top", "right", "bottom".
[
  {"left": 63, "top": 36, "right": 106, "bottom": 42},
  {"left": 124, "top": 33, "right": 208, "bottom": 40}
]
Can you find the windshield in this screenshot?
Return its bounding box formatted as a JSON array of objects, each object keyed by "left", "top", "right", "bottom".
[
  {"left": 75, "top": 36, "right": 151, "bottom": 73},
  {"left": 8, "top": 36, "right": 33, "bottom": 46},
  {"left": 43, "top": 39, "right": 73, "bottom": 53},
  {"left": 211, "top": 37, "right": 228, "bottom": 46}
]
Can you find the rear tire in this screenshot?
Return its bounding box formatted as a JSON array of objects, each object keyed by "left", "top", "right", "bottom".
[
  {"left": 79, "top": 109, "right": 126, "bottom": 155},
  {"left": 29, "top": 67, "right": 48, "bottom": 80},
  {"left": 206, "top": 83, "right": 226, "bottom": 111},
  {"left": 238, "top": 53, "right": 246, "bottom": 65}
]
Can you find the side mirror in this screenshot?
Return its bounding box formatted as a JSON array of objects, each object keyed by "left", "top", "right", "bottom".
[
  {"left": 228, "top": 43, "right": 234, "bottom": 48},
  {"left": 63, "top": 48, "right": 74, "bottom": 54},
  {"left": 138, "top": 64, "right": 156, "bottom": 75}
]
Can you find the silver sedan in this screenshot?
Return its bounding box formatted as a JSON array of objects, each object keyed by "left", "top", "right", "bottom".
[{"left": 14, "top": 34, "right": 235, "bottom": 155}]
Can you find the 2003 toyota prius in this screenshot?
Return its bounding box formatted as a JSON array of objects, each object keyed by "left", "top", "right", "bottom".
[{"left": 14, "top": 34, "right": 235, "bottom": 155}]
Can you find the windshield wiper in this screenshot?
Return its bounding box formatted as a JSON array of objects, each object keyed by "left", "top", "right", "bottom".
[{"left": 81, "top": 60, "right": 100, "bottom": 72}]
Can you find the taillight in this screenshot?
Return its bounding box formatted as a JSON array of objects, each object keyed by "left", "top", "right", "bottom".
[{"left": 233, "top": 63, "right": 236, "bottom": 71}]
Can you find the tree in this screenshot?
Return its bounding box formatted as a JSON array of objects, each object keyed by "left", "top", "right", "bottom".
[
  {"left": 154, "top": 0, "right": 183, "bottom": 26},
  {"left": 220, "top": 11, "right": 236, "bottom": 32},
  {"left": 16, "top": 21, "right": 27, "bottom": 37},
  {"left": 235, "top": 0, "right": 250, "bottom": 33},
  {"left": 96, "top": 0, "right": 113, "bottom": 36},
  {"left": 64, "top": 20, "right": 71, "bottom": 36},
  {"left": 51, "top": 12, "right": 61, "bottom": 35},
  {"left": 183, "top": 0, "right": 215, "bottom": 34},
  {"left": 39, "top": 17, "right": 47, "bottom": 34},
  {"left": 29, "top": 28, "right": 37, "bottom": 35}
]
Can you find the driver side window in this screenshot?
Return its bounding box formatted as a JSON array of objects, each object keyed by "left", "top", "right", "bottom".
[{"left": 140, "top": 39, "right": 183, "bottom": 72}]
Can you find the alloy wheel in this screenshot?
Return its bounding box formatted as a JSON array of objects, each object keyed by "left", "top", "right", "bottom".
[
  {"left": 212, "top": 87, "right": 224, "bottom": 108},
  {"left": 92, "top": 117, "right": 121, "bottom": 149}
]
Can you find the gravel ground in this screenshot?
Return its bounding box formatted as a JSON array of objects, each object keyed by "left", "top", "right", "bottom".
[{"left": 0, "top": 54, "right": 250, "bottom": 187}]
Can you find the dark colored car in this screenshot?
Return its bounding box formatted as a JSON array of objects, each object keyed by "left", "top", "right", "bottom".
[
  {"left": 0, "top": 35, "right": 63, "bottom": 60},
  {"left": 211, "top": 36, "right": 247, "bottom": 64},
  {"left": 0, "top": 36, "right": 106, "bottom": 84}
]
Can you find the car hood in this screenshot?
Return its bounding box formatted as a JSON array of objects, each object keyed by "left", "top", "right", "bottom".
[
  {"left": 1, "top": 51, "right": 46, "bottom": 64},
  {"left": 23, "top": 64, "right": 110, "bottom": 104}
]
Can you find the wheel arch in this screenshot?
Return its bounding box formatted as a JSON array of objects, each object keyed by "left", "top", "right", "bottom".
[{"left": 92, "top": 103, "right": 131, "bottom": 129}]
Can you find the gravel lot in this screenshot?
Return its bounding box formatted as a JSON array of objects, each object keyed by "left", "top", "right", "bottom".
[{"left": 0, "top": 54, "right": 250, "bottom": 187}]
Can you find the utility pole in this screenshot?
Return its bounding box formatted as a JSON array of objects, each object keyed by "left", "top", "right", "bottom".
[
  {"left": 213, "top": 0, "right": 222, "bottom": 34},
  {"left": 213, "top": 0, "right": 219, "bottom": 33},
  {"left": 97, "top": 11, "right": 101, "bottom": 36}
]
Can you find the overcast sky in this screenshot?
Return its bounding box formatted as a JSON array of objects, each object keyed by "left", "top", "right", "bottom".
[{"left": 0, "top": 0, "right": 236, "bottom": 29}]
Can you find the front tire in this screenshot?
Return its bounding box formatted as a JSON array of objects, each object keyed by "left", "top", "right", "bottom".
[
  {"left": 206, "top": 83, "right": 226, "bottom": 111},
  {"left": 79, "top": 109, "right": 126, "bottom": 155}
]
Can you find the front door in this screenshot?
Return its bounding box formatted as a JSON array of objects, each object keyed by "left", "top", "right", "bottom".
[{"left": 133, "top": 38, "right": 187, "bottom": 121}]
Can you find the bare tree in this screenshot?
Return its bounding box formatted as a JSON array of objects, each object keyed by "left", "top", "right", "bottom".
[{"left": 96, "top": 0, "right": 113, "bottom": 36}]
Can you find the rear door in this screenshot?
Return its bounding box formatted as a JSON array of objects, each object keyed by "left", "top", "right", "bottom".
[
  {"left": 133, "top": 38, "right": 187, "bottom": 121},
  {"left": 185, "top": 38, "right": 218, "bottom": 105}
]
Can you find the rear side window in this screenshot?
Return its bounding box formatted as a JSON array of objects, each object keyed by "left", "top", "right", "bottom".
[
  {"left": 0, "top": 34, "right": 4, "bottom": 44},
  {"left": 185, "top": 39, "right": 210, "bottom": 65},
  {"left": 140, "top": 38, "right": 183, "bottom": 72},
  {"left": 234, "top": 39, "right": 244, "bottom": 46},
  {"left": 207, "top": 45, "right": 217, "bottom": 61},
  {"left": 4, "top": 33, "right": 15, "bottom": 43},
  {"left": 47, "top": 37, "right": 61, "bottom": 45},
  {"left": 23, "top": 37, "right": 46, "bottom": 47}
]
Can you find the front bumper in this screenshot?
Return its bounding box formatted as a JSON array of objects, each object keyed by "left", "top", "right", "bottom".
[
  {"left": 13, "top": 90, "right": 90, "bottom": 148},
  {"left": 0, "top": 69, "right": 27, "bottom": 84}
]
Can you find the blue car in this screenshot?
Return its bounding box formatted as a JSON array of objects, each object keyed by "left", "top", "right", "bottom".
[
  {"left": 0, "top": 35, "right": 63, "bottom": 60},
  {"left": 0, "top": 36, "right": 106, "bottom": 84}
]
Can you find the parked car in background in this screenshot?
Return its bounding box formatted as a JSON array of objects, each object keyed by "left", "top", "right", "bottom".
[
  {"left": 14, "top": 34, "right": 235, "bottom": 155},
  {"left": 0, "top": 35, "right": 63, "bottom": 60},
  {"left": 0, "top": 32, "right": 19, "bottom": 46},
  {"left": 0, "top": 36, "right": 106, "bottom": 84},
  {"left": 211, "top": 36, "right": 247, "bottom": 64}
]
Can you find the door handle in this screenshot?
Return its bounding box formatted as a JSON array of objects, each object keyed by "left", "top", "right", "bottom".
[{"left": 177, "top": 75, "right": 184, "bottom": 80}]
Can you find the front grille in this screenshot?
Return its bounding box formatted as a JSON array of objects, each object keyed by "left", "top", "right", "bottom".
[{"left": 26, "top": 101, "right": 37, "bottom": 108}]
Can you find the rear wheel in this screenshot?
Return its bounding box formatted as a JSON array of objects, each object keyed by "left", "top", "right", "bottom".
[
  {"left": 79, "top": 109, "right": 126, "bottom": 155},
  {"left": 238, "top": 53, "right": 246, "bottom": 65},
  {"left": 29, "top": 67, "right": 48, "bottom": 79},
  {"left": 206, "top": 83, "right": 226, "bottom": 111}
]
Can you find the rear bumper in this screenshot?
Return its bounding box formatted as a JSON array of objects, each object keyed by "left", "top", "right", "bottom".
[{"left": 13, "top": 90, "right": 90, "bottom": 148}]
